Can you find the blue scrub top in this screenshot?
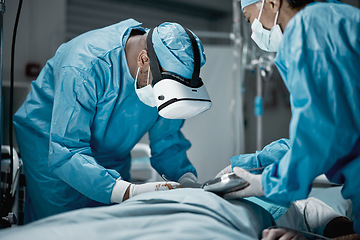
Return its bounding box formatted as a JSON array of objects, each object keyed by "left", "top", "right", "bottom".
[
  {"left": 266, "top": 0, "right": 360, "bottom": 200},
  {"left": 232, "top": 2, "right": 360, "bottom": 233},
  {"left": 13, "top": 19, "right": 196, "bottom": 222}
]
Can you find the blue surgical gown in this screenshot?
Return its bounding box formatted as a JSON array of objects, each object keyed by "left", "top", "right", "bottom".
[
  {"left": 13, "top": 19, "right": 196, "bottom": 223},
  {"left": 234, "top": 2, "right": 360, "bottom": 233}
]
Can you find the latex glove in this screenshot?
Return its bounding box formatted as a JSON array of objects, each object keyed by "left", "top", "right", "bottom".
[
  {"left": 223, "top": 167, "right": 265, "bottom": 198},
  {"left": 178, "top": 172, "right": 202, "bottom": 188},
  {"left": 215, "top": 164, "right": 233, "bottom": 178},
  {"left": 110, "top": 179, "right": 181, "bottom": 203}
]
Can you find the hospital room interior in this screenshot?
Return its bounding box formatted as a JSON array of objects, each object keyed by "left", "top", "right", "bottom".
[{"left": 1, "top": 0, "right": 360, "bottom": 239}]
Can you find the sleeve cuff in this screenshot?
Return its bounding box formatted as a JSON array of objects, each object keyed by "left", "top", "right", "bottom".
[
  {"left": 296, "top": 197, "right": 342, "bottom": 235},
  {"left": 110, "top": 178, "right": 131, "bottom": 203}
]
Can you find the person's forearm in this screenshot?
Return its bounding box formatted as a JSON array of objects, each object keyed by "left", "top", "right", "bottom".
[{"left": 122, "top": 185, "right": 131, "bottom": 201}]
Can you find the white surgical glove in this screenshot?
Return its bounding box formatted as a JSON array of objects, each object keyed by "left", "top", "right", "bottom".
[
  {"left": 215, "top": 164, "right": 233, "bottom": 178},
  {"left": 178, "top": 172, "right": 202, "bottom": 188},
  {"left": 110, "top": 179, "right": 181, "bottom": 203},
  {"left": 223, "top": 167, "right": 265, "bottom": 198}
]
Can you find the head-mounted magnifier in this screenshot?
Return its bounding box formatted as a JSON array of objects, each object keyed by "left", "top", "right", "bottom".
[{"left": 146, "top": 26, "right": 212, "bottom": 119}]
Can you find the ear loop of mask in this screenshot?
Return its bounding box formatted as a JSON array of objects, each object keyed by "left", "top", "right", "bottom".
[
  {"left": 135, "top": 66, "right": 150, "bottom": 88},
  {"left": 258, "top": 0, "right": 280, "bottom": 27},
  {"left": 274, "top": 10, "right": 279, "bottom": 26},
  {"left": 147, "top": 65, "right": 150, "bottom": 85},
  {"left": 135, "top": 67, "right": 140, "bottom": 89},
  {"left": 257, "top": 0, "right": 265, "bottom": 21}
]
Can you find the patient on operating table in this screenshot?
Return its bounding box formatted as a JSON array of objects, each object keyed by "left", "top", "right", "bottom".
[
  {"left": 215, "top": 137, "right": 360, "bottom": 239},
  {"left": 214, "top": 167, "right": 358, "bottom": 239},
  {"left": 204, "top": 169, "right": 355, "bottom": 239},
  {"left": 0, "top": 187, "right": 357, "bottom": 240}
]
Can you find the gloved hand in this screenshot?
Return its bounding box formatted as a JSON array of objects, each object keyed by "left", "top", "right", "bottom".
[
  {"left": 262, "top": 227, "right": 308, "bottom": 240},
  {"left": 223, "top": 167, "right": 265, "bottom": 198},
  {"left": 110, "top": 179, "right": 181, "bottom": 203},
  {"left": 215, "top": 164, "right": 233, "bottom": 178},
  {"left": 178, "top": 172, "right": 202, "bottom": 188}
]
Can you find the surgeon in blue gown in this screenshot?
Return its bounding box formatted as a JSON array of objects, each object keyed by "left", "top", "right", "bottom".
[
  {"left": 216, "top": 0, "right": 360, "bottom": 236},
  {"left": 13, "top": 19, "right": 206, "bottom": 223}
]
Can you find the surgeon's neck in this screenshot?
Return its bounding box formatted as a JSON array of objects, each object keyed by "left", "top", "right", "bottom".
[
  {"left": 125, "top": 33, "right": 146, "bottom": 79},
  {"left": 278, "top": 1, "right": 306, "bottom": 31}
]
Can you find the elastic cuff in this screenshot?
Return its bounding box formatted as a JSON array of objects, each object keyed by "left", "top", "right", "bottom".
[
  {"left": 297, "top": 197, "right": 342, "bottom": 235},
  {"left": 178, "top": 172, "right": 197, "bottom": 184},
  {"left": 110, "top": 178, "right": 131, "bottom": 203}
]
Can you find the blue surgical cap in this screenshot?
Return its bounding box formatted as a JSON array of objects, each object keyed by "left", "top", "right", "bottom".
[
  {"left": 241, "top": 0, "right": 261, "bottom": 10},
  {"left": 150, "top": 22, "right": 206, "bottom": 79}
]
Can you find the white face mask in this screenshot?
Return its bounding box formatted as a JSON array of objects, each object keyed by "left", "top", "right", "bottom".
[
  {"left": 251, "top": 0, "right": 283, "bottom": 52},
  {"left": 134, "top": 67, "right": 157, "bottom": 107}
]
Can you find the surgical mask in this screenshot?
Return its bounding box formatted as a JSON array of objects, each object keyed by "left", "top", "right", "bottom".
[
  {"left": 134, "top": 67, "right": 157, "bottom": 107},
  {"left": 251, "top": 0, "right": 283, "bottom": 52}
]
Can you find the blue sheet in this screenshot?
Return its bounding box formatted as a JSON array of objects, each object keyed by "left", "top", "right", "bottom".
[{"left": 0, "top": 189, "right": 275, "bottom": 239}]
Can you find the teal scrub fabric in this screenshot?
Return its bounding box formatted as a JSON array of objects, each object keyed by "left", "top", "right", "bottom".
[{"left": 13, "top": 19, "right": 196, "bottom": 223}]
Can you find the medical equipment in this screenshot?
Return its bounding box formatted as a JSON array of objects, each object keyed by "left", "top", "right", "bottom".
[
  {"left": 250, "top": 55, "right": 275, "bottom": 150},
  {"left": 1, "top": 0, "right": 24, "bottom": 229},
  {"left": 203, "top": 166, "right": 266, "bottom": 195},
  {"left": 0, "top": 0, "right": 4, "bottom": 218},
  {"left": 147, "top": 26, "right": 212, "bottom": 119},
  {"left": 1, "top": 146, "right": 24, "bottom": 227},
  {"left": 202, "top": 172, "right": 250, "bottom": 195}
]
